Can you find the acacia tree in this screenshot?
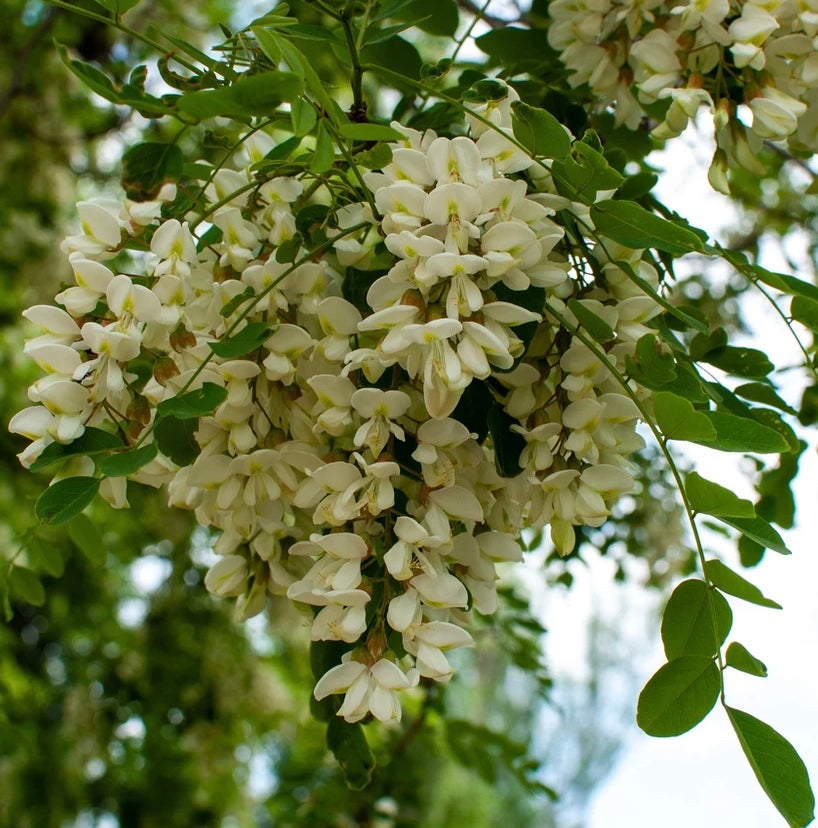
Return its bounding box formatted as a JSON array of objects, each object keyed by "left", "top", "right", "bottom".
[{"left": 5, "top": 0, "right": 818, "bottom": 824}]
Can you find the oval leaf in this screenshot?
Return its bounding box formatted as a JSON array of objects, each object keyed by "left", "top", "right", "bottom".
[
  {"left": 726, "top": 706, "right": 815, "bottom": 828},
  {"left": 35, "top": 477, "right": 100, "bottom": 525},
  {"left": 9, "top": 566, "right": 46, "bottom": 606},
  {"left": 704, "top": 559, "right": 782, "bottom": 609},
  {"left": 122, "top": 142, "right": 183, "bottom": 201},
  {"left": 567, "top": 299, "right": 615, "bottom": 342},
  {"left": 591, "top": 200, "right": 706, "bottom": 255},
  {"left": 661, "top": 579, "right": 732, "bottom": 660},
  {"left": 637, "top": 656, "right": 721, "bottom": 737},
  {"left": 725, "top": 642, "right": 768, "bottom": 677},
  {"left": 98, "top": 442, "right": 159, "bottom": 477},
  {"left": 653, "top": 391, "right": 717, "bottom": 442},
  {"left": 66, "top": 514, "right": 107, "bottom": 565},
  {"left": 699, "top": 411, "right": 789, "bottom": 454},
  {"left": 208, "top": 323, "right": 273, "bottom": 359},
  {"left": 156, "top": 382, "right": 227, "bottom": 419},
  {"left": 155, "top": 416, "right": 199, "bottom": 467},
  {"left": 686, "top": 472, "right": 755, "bottom": 518},
  {"left": 510, "top": 101, "right": 571, "bottom": 159},
  {"left": 718, "top": 515, "right": 792, "bottom": 556},
  {"left": 30, "top": 428, "right": 123, "bottom": 473}
]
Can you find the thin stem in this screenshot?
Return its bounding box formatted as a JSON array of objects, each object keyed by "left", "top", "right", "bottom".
[
  {"left": 340, "top": 8, "right": 366, "bottom": 118},
  {"left": 450, "top": 0, "right": 494, "bottom": 63}
]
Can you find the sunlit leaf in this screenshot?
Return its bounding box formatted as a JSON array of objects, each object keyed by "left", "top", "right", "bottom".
[
  {"left": 661, "top": 579, "right": 732, "bottom": 660},
  {"left": 704, "top": 560, "right": 782, "bottom": 609}
]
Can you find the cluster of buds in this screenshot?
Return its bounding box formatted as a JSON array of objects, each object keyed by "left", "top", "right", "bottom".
[{"left": 11, "top": 88, "right": 661, "bottom": 723}]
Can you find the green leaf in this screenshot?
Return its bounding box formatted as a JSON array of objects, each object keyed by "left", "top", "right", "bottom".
[
  {"left": 35, "top": 478, "right": 100, "bottom": 525},
  {"left": 725, "top": 642, "right": 768, "bottom": 677},
  {"left": 474, "top": 27, "right": 558, "bottom": 67},
  {"left": 726, "top": 706, "right": 815, "bottom": 828},
  {"left": 311, "top": 121, "right": 335, "bottom": 174},
  {"left": 154, "top": 417, "right": 199, "bottom": 466},
  {"left": 791, "top": 295, "right": 818, "bottom": 332},
  {"left": 208, "top": 323, "right": 273, "bottom": 359},
  {"left": 219, "top": 286, "right": 256, "bottom": 318},
  {"left": 177, "top": 72, "right": 303, "bottom": 120},
  {"left": 156, "top": 382, "right": 227, "bottom": 420},
  {"left": 661, "top": 579, "right": 732, "bottom": 660},
  {"left": 390, "top": 0, "right": 459, "bottom": 36},
  {"left": 735, "top": 383, "right": 796, "bottom": 415},
  {"left": 121, "top": 142, "right": 183, "bottom": 201},
  {"left": 26, "top": 536, "right": 64, "bottom": 578},
  {"left": 739, "top": 534, "right": 765, "bottom": 567},
  {"left": 701, "top": 346, "right": 774, "bottom": 378},
  {"left": 685, "top": 472, "right": 755, "bottom": 518},
  {"left": 9, "top": 567, "right": 46, "bottom": 606},
  {"left": 98, "top": 443, "right": 159, "bottom": 477},
  {"left": 552, "top": 143, "right": 624, "bottom": 203},
  {"left": 338, "top": 123, "right": 405, "bottom": 142},
  {"left": 567, "top": 299, "right": 615, "bottom": 342},
  {"left": 66, "top": 514, "right": 107, "bottom": 565},
  {"left": 700, "top": 411, "right": 789, "bottom": 454},
  {"left": 326, "top": 718, "right": 376, "bottom": 791},
  {"left": 636, "top": 656, "right": 721, "bottom": 737},
  {"left": 718, "top": 516, "right": 792, "bottom": 556},
  {"left": 30, "top": 428, "right": 123, "bottom": 473},
  {"left": 510, "top": 101, "right": 571, "bottom": 159},
  {"left": 591, "top": 200, "right": 706, "bottom": 255},
  {"left": 361, "top": 36, "right": 422, "bottom": 90},
  {"left": 626, "top": 334, "right": 677, "bottom": 387},
  {"left": 653, "top": 392, "right": 717, "bottom": 442},
  {"left": 290, "top": 97, "right": 317, "bottom": 136},
  {"left": 279, "top": 23, "right": 344, "bottom": 41},
  {"left": 704, "top": 560, "right": 782, "bottom": 609}
]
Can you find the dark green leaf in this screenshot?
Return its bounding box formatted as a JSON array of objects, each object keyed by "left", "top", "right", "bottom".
[
  {"left": 326, "top": 718, "right": 376, "bottom": 791},
  {"left": 26, "top": 536, "right": 64, "bottom": 577},
  {"left": 591, "top": 200, "right": 706, "bottom": 255},
  {"left": 311, "top": 121, "right": 335, "bottom": 174},
  {"left": 661, "top": 579, "right": 732, "bottom": 660},
  {"left": 341, "top": 267, "right": 384, "bottom": 313},
  {"left": 154, "top": 417, "right": 199, "bottom": 466},
  {"left": 616, "top": 171, "right": 659, "bottom": 200},
  {"left": 474, "top": 27, "right": 558, "bottom": 67},
  {"left": 653, "top": 392, "right": 716, "bottom": 442},
  {"left": 704, "top": 560, "right": 782, "bottom": 609},
  {"left": 739, "top": 534, "right": 765, "bottom": 567},
  {"left": 725, "top": 642, "right": 768, "bottom": 677},
  {"left": 686, "top": 472, "right": 755, "bottom": 518},
  {"left": 338, "top": 123, "right": 405, "bottom": 142},
  {"left": 66, "top": 514, "right": 107, "bottom": 565},
  {"left": 121, "top": 142, "right": 183, "bottom": 201},
  {"left": 361, "top": 36, "right": 422, "bottom": 89},
  {"left": 700, "top": 411, "right": 789, "bottom": 454},
  {"left": 177, "top": 72, "right": 303, "bottom": 120},
  {"left": 757, "top": 446, "right": 803, "bottom": 529},
  {"left": 552, "top": 143, "right": 624, "bottom": 203},
  {"left": 702, "top": 346, "right": 774, "bottom": 378},
  {"left": 718, "top": 516, "right": 791, "bottom": 556},
  {"left": 735, "top": 383, "right": 796, "bottom": 415},
  {"left": 726, "top": 707, "right": 815, "bottom": 828},
  {"left": 30, "top": 428, "right": 123, "bottom": 473},
  {"left": 208, "top": 324, "right": 273, "bottom": 359},
  {"left": 35, "top": 478, "right": 100, "bottom": 525},
  {"left": 567, "top": 299, "right": 615, "bottom": 342},
  {"left": 219, "top": 286, "right": 256, "bottom": 318},
  {"left": 390, "top": 0, "right": 459, "bottom": 36},
  {"left": 510, "top": 101, "right": 571, "bottom": 159},
  {"left": 157, "top": 382, "right": 227, "bottom": 420},
  {"left": 791, "top": 295, "right": 818, "bottom": 332},
  {"left": 636, "top": 656, "right": 721, "bottom": 737},
  {"left": 9, "top": 567, "right": 46, "bottom": 606},
  {"left": 98, "top": 443, "right": 159, "bottom": 477},
  {"left": 451, "top": 379, "right": 491, "bottom": 444}
]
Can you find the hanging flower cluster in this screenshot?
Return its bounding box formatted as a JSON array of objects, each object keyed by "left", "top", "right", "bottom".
[
  {"left": 10, "top": 86, "right": 662, "bottom": 724},
  {"left": 548, "top": 0, "right": 818, "bottom": 181}
]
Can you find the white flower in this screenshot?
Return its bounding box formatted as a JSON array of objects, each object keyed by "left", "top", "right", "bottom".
[
  {"left": 351, "top": 388, "right": 411, "bottom": 455},
  {"left": 204, "top": 555, "right": 248, "bottom": 597}
]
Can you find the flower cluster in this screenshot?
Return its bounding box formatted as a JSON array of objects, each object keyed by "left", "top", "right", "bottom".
[
  {"left": 10, "top": 91, "right": 661, "bottom": 723},
  {"left": 548, "top": 0, "right": 818, "bottom": 182}
]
